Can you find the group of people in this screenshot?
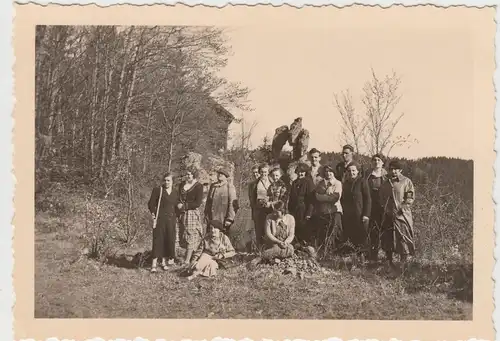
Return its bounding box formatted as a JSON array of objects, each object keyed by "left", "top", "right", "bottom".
[
  {"left": 147, "top": 166, "right": 238, "bottom": 279},
  {"left": 147, "top": 144, "right": 417, "bottom": 279},
  {"left": 248, "top": 145, "right": 416, "bottom": 267}
]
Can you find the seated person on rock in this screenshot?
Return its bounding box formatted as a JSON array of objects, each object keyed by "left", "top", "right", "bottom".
[
  {"left": 262, "top": 200, "right": 296, "bottom": 261},
  {"left": 186, "top": 220, "right": 236, "bottom": 280}
]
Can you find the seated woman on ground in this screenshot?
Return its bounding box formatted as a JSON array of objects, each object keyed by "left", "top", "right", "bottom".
[
  {"left": 261, "top": 200, "right": 296, "bottom": 262},
  {"left": 186, "top": 220, "right": 236, "bottom": 281}
]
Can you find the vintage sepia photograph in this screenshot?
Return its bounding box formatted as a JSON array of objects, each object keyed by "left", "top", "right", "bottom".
[
  {"left": 33, "top": 22, "right": 477, "bottom": 320},
  {"left": 15, "top": 4, "right": 494, "bottom": 338}
]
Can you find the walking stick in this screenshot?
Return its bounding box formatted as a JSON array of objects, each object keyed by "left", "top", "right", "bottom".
[{"left": 152, "top": 186, "right": 164, "bottom": 230}]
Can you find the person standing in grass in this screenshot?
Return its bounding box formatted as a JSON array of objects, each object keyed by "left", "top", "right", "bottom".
[
  {"left": 308, "top": 148, "right": 324, "bottom": 185},
  {"left": 379, "top": 160, "right": 416, "bottom": 265},
  {"left": 341, "top": 162, "right": 372, "bottom": 267},
  {"left": 288, "top": 162, "right": 314, "bottom": 245},
  {"left": 248, "top": 164, "right": 261, "bottom": 226},
  {"left": 308, "top": 165, "right": 343, "bottom": 253},
  {"left": 336, "top": 144, "right": 364, "bottom": 183},
  {"left": 365, "top": 153, "right": 388, "bottom": 263},
  {"left": 187, "top": 219, "right": 236, "bottom": 280},
  {"left": 204, "top": 168, "right": 238, "bottom": 233},
  {"left": 253, "top": 163, "right": 273, "bottom": 249},
  {"left": 261, "top": 201, "right": 296, "bottom": 261},
  {"left": 177, "top": 166, "right": 205, "bottom": 266},
  {"left": 148, "top": 172, "right": 179, "bottom": 273}
]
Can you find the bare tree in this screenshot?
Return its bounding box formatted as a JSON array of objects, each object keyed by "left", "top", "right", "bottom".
[
  {"left": 362, "top": 68, "right": 416, "bottom": 156},
  {"left": 333, "top": 89, "right": 366, "bottom": 153},
  {"left": 233, "top": 115, "right": 258, "bottom": 198},
  {"left": 333, "top": 68, "right": 417, "bottom": 156}
]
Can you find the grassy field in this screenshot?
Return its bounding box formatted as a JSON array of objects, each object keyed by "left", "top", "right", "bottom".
[{"left": 34, "top": 185, "right": 472, "bottom": 320}]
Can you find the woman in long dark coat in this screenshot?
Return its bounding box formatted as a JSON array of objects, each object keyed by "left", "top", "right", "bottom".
[
  {"left": 365, "top": 153, "right": 388, "bottom": 262},
  {"left": 341, "top": 162, "right": 372, "bottom": 266},
  {"left": 287, "top": 162, "right": 314, "bottom": 245},
  {"left": 148, "top": 172, "right": 179, "bottom": 273}
]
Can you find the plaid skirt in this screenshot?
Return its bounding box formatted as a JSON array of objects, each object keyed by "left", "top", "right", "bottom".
[{"left": 178, "top": 209, "right": 204, "bottom": 252}]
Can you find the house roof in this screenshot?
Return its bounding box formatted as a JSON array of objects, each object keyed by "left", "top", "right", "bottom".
[{"left": 208, "top": 97, "right": 235, "bottom": 123}]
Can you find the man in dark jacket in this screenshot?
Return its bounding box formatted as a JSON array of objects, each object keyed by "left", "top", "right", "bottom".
[{"left": 336, "top": 144, "right": 364, "bottom": 183}]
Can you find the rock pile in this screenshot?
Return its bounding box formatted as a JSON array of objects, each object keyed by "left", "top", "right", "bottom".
[{"left": 274, "top": 256, "right": 322, "bottom": 278}]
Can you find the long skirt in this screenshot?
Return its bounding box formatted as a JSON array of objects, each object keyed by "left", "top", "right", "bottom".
[
  {"left": 310, "top": 212, "right": 342, "bottom": 250},
  {"left": 152, "top": 214, "right": 177, "bottom": 259},
  {"left": 343, "top": 212, "right": 369, "bottom": 253},
  {"left": 253, "top": 207, "right": 271, "bottom": 248},
  {"left": 289, "top": 203, "right": 308, "bottom": 244},
  {"left": 262, "top": 243, "right": 294, "bottom": 260},
  {"left": 178, "top": 209, "right": 204, "bottom": 253},
  {"left": 368, "top": 205, "right": 384, "bottom": 260},
  {"left": 193, "top": 253, "right": 219, "bottom": 277},
  {"left": 380, "top": 212, "right": 415, "bottom": 257}
]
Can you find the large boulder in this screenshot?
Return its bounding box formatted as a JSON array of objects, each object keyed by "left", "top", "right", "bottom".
[
  {"left": 272, "top": 125, "right": 290, "bottom": 161},
  {"left": 288, "top": 117, "right": 303, "bottom": 146},
  {"left": 293, "top": 129, "right": 310, "bottom": 162}
]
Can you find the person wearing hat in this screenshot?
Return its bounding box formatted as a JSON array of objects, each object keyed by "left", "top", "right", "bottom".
[
  {"left": 204, "top": 167, "right": 238, "bottom": 233},
  {"left": 379, "top": 159, "right": 416, "bottom": 265},
  {"left": 187, "top": 219, "right": 236, "bottom": 280},
  {"left": 288, "top": 162, "right": 314, "bottom": 245},
  {"left": 336, "top": 144, "right": 364, "bottom": 183},
  {"left": 307, "top": 164, "right": 343, "bottom": 252}
]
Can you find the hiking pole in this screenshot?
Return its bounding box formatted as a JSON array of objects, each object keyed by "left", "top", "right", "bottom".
[{"left": 152, "top": 186, "right": 164, "bottom": 230}]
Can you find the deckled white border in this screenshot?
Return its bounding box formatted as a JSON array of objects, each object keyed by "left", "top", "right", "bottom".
[{"left": 4, "top": 1, "right": 498, "bottom": 341}]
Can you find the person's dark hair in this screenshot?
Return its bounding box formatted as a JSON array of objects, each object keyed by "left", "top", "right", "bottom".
[
  {"left": 208, "top": 219, "right": 223, "bottom": 231},
  {"left": 388, "top": 160, "right": 403, "bottom": 170},
  {"left": 162, "top": 172, "right": 173, "bottom": 180},
  {"left": 251, "top": 165, "right": 259, "bottom": 171},
  {"left": 295, "top": 162, "right": 310, "bottom": 174},
  {"left": 185, "top": 166, "right": 199, "bottom": 179},
  {"left": 272, "top": 200, "right": 286, "bottom": 213},
  {"left": 309, "top": 148, "right": 321, "bottom": 155},
  {"left": 270, "top": 166, "right": 282, "bottom": 175},
  {"left": 347, "top": 162, "right": 361, "bottom": 171},
  {"left": 371, "top": 153, "right": 386, "bottom": 164},
  {"left": 321, "top": 165, "right": 334, "bottom": 178},
  {"left": 259, "top": 163, "right": 270, "bottom": 172},
  {"left": 342, "top": 144, "right": 354, "bottom": 153}
]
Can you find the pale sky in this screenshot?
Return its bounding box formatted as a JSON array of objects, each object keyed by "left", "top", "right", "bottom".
[{"left": 219, "top": 15, "right": 484, "bottom": 160}]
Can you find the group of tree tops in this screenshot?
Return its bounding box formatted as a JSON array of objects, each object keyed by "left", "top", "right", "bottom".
[{"left": 247, "top": 144, "right": 417, "bottom": 267}]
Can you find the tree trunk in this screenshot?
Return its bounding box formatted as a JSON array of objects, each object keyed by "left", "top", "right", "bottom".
[
  {"left": 142, "top": 98, "right": 155, "bottom": 174},
  {"left": 99, "top": 65, "right": 113, "bottom": 178}
]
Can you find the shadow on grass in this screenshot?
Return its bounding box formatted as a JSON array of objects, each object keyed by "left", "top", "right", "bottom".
[
  {"left": 105, "top": 251, "right": 153, "bottom": 269},
  {"left": 398, "top": 261, "right": 473, "bottom": 303},
  {"left": 319, "top": 257, "right": 473, "bottom": 303},
  {"left": 103, "top": 249, "right": 258, "bottom": 270}
]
